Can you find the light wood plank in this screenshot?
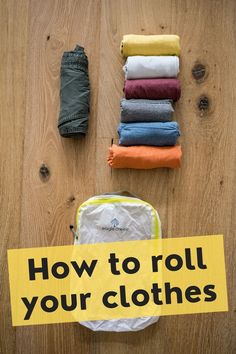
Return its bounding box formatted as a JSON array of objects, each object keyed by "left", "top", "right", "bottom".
[
  {"left": 0, "top": 1, "right": 29, "bottom": 353},
  {"left": 17, "top": 1, "right": 101, "bottom": 353}
]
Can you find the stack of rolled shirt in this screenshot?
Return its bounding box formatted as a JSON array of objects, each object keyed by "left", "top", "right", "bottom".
[{"left": 108, "top": 34, "right": 182, "bottom": 169}]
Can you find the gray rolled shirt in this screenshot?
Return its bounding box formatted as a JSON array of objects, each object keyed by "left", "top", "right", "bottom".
[{"left": 120, "top": 99, "right": 174, "bottom": 123}]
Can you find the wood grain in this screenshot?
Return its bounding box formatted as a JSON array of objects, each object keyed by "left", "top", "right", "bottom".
[
  {"left": 0, "top": 0, "right": 29, "bottom": 352},
  {"left": 1, "top": 0, "right": 236, "bottom": 353}
]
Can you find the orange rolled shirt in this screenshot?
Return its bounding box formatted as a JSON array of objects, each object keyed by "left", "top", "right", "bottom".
[{"left": 108, "top": 144, "right": 182, "bottom": 169}]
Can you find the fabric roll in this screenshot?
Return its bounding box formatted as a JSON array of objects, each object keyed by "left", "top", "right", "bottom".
[
  {"left": 120, "top": 34, "right": 180, "bottom": 57},
  {"left": 58, "top": 45, "right": 90, "bottom": 138},
  {"left": 120, "top": 99, "right": 174, "bottom": 123},
  {"left": 124, "top": 78, "right": 181, "bottom": 101},
  {"left": 123, "top": 56, "right": 179, "bottom": 79},
  {"left": 108, "top": 144, "right": 182, "bottom": 169},
  {"left": 118, "top": 122, "right": 180, "bottom": 146}
]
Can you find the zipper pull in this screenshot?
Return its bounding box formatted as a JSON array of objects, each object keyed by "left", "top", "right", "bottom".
[{"left": 69, "top": 225, "right": 79, "bottom": 241}]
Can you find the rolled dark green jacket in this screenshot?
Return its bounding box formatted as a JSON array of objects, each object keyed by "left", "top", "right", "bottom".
[
  {"left": 58, "top": 45, "right": 90, "bottom": 137},
  {"left": 120, "top": 99, "right": 174, "bottom": 122}
]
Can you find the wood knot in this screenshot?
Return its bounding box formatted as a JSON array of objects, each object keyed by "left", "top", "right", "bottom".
[
  {"left": 198, "top": 96, "right": 209, "bottom": 110},
  {"left": 66, "top": 196, "right": 76, "bottom": 207},
  {"left": 69, "top": 196, "right": 75, "bottom": 202},
  {"left": 192, "top": 63, "right": 206, "bottom": 82},
  {"left": 47, "top": 35, "right": 50, "bottom": 41},
  {"left": 39, "top": 164, "right": 50, "bottom": 182},
  {"left": 197, "top": 95, "right": 209, "bottom": 116}
]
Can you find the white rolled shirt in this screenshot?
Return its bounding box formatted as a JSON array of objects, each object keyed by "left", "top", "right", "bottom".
[{"left": 123, "top": 56, "right": 179, "bottom": 79}]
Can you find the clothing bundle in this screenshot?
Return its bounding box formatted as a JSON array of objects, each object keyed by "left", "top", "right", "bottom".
[
  {"left": 120, "top": 34, "right": 180, "bottom": 56},
  {"left": 58, "top": 45, "right": 90, "bottom": 138},
  {"left": 118, "top": 122, "right": 180, "bottom": 146},
  {"left": 108, "top": 34, "right": 182, "bottom": 169},
  {"left": 124, "top": 78, "right": 181, "bottom": 101},
  {"left": 120, "top": 99, "right": 174, "bottom": 122},
  {"left": 108, "top": 145, "right": 182, "bottom": 169}
]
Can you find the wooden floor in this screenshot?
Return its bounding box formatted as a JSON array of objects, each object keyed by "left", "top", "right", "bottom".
[{"left": 1, "top": 0, "right": 236, "bottom": 353}]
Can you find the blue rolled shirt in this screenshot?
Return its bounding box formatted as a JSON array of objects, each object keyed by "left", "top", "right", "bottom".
[{"left": 118, "top": 121, "right": 180, "bottom": 146}]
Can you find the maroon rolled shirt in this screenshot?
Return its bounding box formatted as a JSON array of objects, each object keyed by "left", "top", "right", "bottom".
[{"left": 124, "top": 78, "right": 181, "bottom": 101}]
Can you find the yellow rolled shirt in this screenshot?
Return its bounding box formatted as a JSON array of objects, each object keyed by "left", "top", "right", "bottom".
[{"left": 120, "top": 34, "right": 180, "bottom": 57}]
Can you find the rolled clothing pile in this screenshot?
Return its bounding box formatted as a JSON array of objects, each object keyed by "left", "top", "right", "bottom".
[
  {"left": 122, "top": 35, "right": 181, "bottom": 102},
  {"left": 108, "top": 34, "right": 182, "bottom": 169},
  {"left": 58, "top": 45, "right": 90, "bottom": 138}
]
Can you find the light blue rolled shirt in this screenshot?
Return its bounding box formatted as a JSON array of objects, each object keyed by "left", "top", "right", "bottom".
[{"left": 118, "top": 122, "right": 180, "bottom": 146}]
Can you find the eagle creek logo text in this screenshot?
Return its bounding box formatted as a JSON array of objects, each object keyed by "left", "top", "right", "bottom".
[{"left": 101, "top": 218, "right": 129, "bottom": 232}]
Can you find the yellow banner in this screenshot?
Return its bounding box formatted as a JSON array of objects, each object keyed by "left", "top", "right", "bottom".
[{"left": 7, "top": 235, "right": 228, "bottom": 326}]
